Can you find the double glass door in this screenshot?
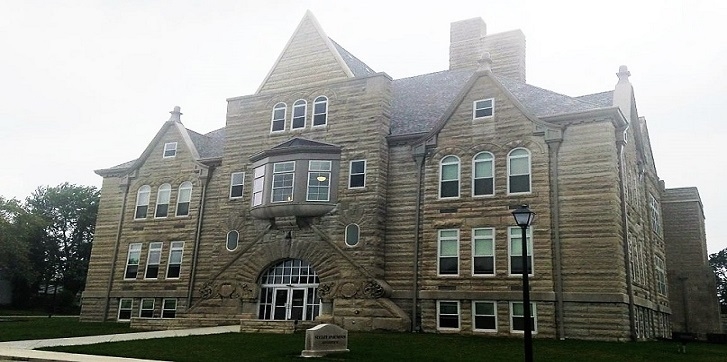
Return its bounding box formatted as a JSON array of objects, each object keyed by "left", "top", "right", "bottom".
[{"left": 258, "top": 259, "right": 321, "bottom": 321}]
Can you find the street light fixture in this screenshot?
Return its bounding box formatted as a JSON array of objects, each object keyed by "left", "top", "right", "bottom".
[{"left": 512, "top": 204, "right": 535, "bottom": 362}]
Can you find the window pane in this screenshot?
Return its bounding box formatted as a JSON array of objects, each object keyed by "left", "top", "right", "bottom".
[
  {"left": 474, "top": 239, "right": 493, "bottom": 256},
  {"left": 473, "top": 257, "right": 493, "bottom": 274},
  {"left": 350, "top": 174, "right": 365, "bottom": 188},
  {"left": 442, "top": 164, "right": 458, "bottom": 180},
  {"left": 440, "top": 303, "right": 458, "bottom": 314},
  {"left": 351, "top": 160, "right": 365, "bottom": 174},
  {"left": 440, "top": 181, "right": 458, "bottom": 198},
  {"left": 439, "top": 257, "right": 458, "bottom": 274},
  {"left": 510, "top": 157, "right": 529, "bottom": 175},
  {"left": 345, "top": 224, "right": 359, "bottom": 246},
  {"left": 475, "top": 160, "right": 492, "bottom": 177},
  {"left": 474, "top": 178, "right": 494, "bottom": 195},
  {"left": 230, "top": 185, "right": 243, "bottom": 198},
  {"left": 475, "top": 316, "right": 496, "bottom": 330},
  {"left": 440, "top": 239, "right": 457, "bottom": 256},
  {"left": 475, "top": 302, "right": 494, "bottom": 315},
  {"left": 510, "top": 175, "right": 530, "bottom": 193}
]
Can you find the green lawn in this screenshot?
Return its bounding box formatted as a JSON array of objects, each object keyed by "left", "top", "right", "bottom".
[
  {"left": 0, "top": 317, "right": 133, "bottom": 341},
  {"left": 46, "top": 331, "right": 727, "bottom": 362}
]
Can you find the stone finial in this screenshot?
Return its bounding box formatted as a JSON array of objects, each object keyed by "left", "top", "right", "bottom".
[
  {"left": 478, "top": 51, "right": 493, "bottom": 72},
  {"left": 616, "top": 65, "right": 631, "bottom": 81},
  {"left": 169, "top": 106, "right": 182, "bottom": 123}
]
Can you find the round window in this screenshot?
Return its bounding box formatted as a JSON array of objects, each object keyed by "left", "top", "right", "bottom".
[{"left": 226, "top": 230, "right": 239, "bottom": 251}]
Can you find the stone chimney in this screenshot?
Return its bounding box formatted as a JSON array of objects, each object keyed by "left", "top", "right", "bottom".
[{"left": 449, "top": 18, "right": 526, "bottom": 82}]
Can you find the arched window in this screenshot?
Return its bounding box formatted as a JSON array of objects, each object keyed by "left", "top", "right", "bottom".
[
  {"left": 226, "top": 230, "right": 239, "bottom": 251},
  {"left": 258, "top": 259, "right": 320, "bottom": 321},
  {"left": 271, "top": 102, "right": 286, "bottom": 132},
  {"left": 292, "top": 100, "right": 307, "bottom": 130},
  {"left": 312, "top": 96, "right": 328, "bottom": 126},
  {"left": 345, "top": 224, "right": 360, "bottom": 247},
  {"left": 473, "top": 152, "right": 494, "bottom": 196},
  {"left": 176, "top": 181, "right": 193, "bottom": 216},
  {"left": 439, "top": 155, "right": 460, "bottom": 198},
  {"left": 155, "top": 184, "right": 172, "bottom": 218},
  {"left": 508, "top": 148, "right": 531, "bottom": 194},
  {"left": 135, "top": 185, "right": 151, "bottom": 219}
]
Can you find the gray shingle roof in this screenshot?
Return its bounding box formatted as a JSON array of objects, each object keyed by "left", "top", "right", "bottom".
[
  {"left": 188, "top": 127, "right": 225, "bottom": 159},
  {"left": 329, "top": 38, "right": 376, "bottom": 77},
  {"left": 495, "top": 75, "right": 603, "bottom": 117},
  {"left": 575, "top": 91, "right": 614, "bottom": 108}
]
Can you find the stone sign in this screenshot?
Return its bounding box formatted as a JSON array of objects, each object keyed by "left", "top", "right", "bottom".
[{"left": 301, "top": 323, "right": 349, "bottom": 358}]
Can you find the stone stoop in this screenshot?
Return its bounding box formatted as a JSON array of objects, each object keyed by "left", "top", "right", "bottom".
[
  {"left": 239, "top": 319, "right": 319, "bottom": 334},
  {"left": 130, "top": 314, "right": 244, "bottom": 330}
]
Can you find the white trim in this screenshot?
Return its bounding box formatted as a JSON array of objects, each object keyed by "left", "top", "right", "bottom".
[
  {"left": 436, "top": 300, "right": 461, "bottom": 331},
  {"left": 508, "top": 226, "right": 533, "bottom": 277},
  {"left": 117, "top": 298, "right": 133, "bottom": 321},
  {"left": 292, "top": 99, "right": 307, "bottom": 130},
  {"left": 439, "top": 155, "right": 461, "bottom": 199},
  {"left": 344, "top": 223, "right": 360, "bottom": 247},
  {"left": 472, "top": 301, "right": 498, "bottom": 332},
  {"left": 226, "top": 230, "right": 239, "bottom": 252},
  {"left": 437, "top": 229, "right": 459, "bottom": 276},
  {"left": 154, "top": 184, "right": 171, "bottom": 218},
  {"left": 139, "top": 298, "right": 155, "bottom": 318},
  {"left": 144, "top": 242, "right": 163, "bottom": 280},
  {"left": 229, "top": 172, "right": 245, "bottom": 199},
  {"left": 507, "top": 148, "right": 531, "bottom": 195},
  {"left": 252, "top": 166, "right": 265, "bottom": 206},
  {"left": 472, "top": 227, "right": 495, "bottom": 276},
  {"left": 175, "top": 181, "right": 192, "bottom": 217},
  {"left": 161, "top": 298, "right": 177, "bottom": 319},
  {"left": 348, "top": 159, "right": 366, "bottom": 189},
  {"left": 509, "top": 301, "right": 537, "bottom": 334},
  {"left": 312, "top": 95, "right": 329, "bottom": 127},
  {"left": 134, "top": 185, "right": 151, "bottom": 220},
  {"left": 472, "top": 152, "right": 495, "bottom": 197},
  {"left": 166, "top": 241, "right": 184, "bottom": 279},
  {"left": 271, "top": 161, "right": 295, "bottom": 203},
  {"left": 473, "top": 98, "right": 495, "bottom": 119},
  {"left": 306, "top": 160, "right": 331, "bottom": 202},
  {"left": 270, "top": 102, "right": 287, "bottom": 133},
  {"left": 124, "top": 243, "right": 142, "bottom": 280},
  {"left": 162, "top": 142, "right": 177, "bottom": 158}
]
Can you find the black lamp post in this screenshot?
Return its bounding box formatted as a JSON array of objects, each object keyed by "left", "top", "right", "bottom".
[{"left": 512, "top": 204, "right": 535, "bottom": 362}]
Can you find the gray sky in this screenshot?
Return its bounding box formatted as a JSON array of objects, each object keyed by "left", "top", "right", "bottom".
[{"left": 1, "top": 0, "right": 725, "bottom": 253}]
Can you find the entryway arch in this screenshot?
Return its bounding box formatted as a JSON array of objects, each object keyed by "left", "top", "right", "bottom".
[{"left": 257, "top": 259, "right": 321, "bottom": 321}]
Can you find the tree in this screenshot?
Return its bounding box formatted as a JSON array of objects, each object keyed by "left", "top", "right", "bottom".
[
  {"left": 26, "top": 183, "right": 100, "bottom": 297},
  {"left": 0, "top": 197, "right": 35, "bottom": 281},
  {"left": 708, "top": 248, "right": 727, "bottom": 313}
]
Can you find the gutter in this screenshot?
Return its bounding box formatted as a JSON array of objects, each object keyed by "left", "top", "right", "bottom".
[
  {"left": 617, "top": 130, "right": 637, "bottom": 341},
  {"left": 546, "top": 134, "right": 565, "bottom": 339},
  {"left": 411, "top": 144, "right": 427, "bottom": 332},
  {"left": 187, "top": 166, "right": 214, "bottom": 308},
  {"left": 102, "top": 176, "right": 130, "bottom": 321}
]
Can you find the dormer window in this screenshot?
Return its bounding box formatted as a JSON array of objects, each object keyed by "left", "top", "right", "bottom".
[
  {"left": 292, "top": 100, "right": 307, "bottom": 130},
  {"left": 313, "top": 96, "right": 328, "bottom": 126},
  {"left": 271, "top": 161, "right": 295, "bottom": 203},
  {"left": 473, "top": 98, "right": 494, "bottom": 119},
  {"left": 271, "top": 103, "right": 286, "bottom": 132},
  {"left": 163, "top": 142, "right": 177, "bottom": 158}
]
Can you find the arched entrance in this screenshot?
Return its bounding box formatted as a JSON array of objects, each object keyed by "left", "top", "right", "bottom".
[{"left": 257, "top": 259, "right": 321, "bottom": 321}]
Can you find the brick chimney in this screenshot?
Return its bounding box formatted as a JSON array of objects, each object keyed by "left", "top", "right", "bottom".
[{"left": 449, "top": 18, "right": 526, "bottom": 82}]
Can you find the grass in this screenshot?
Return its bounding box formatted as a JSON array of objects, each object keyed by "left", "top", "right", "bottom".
[
  {"left": 0, "top": 317, "right": 133, "bottom": 341},
  {"left": 45, "top": 331, "right": 727, "bottom": 362}
]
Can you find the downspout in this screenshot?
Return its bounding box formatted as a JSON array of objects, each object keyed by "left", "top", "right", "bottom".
[
  {"left": 545, "top": 130, "right": 565, "bottom": 340},
  {"left": 411, "top": 144, "right": 427, "bottom": 332},
  {"left": 187, "top": 166, "right": 213, "bottom": 308},
  {"left": 103, "top": 175, "right": 131, "bottom": 321},
  {"left": 617, "top": 130, "right": 637, "bottom": 341}
]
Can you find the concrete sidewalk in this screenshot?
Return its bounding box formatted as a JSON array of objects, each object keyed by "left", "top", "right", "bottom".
[{"left": 0, "top": 325, "right": 240, "bottom": 362}]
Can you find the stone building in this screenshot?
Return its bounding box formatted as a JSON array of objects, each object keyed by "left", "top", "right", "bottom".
[{"left": 80, "top": 12, "right": 713, "bottom": 341}]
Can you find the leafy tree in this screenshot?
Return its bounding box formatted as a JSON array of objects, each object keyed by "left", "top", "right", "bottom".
[
  {"left": 26, "top": 183, "right": 100, "bottom": 296},
  {"left": 0, "top": 197, "right": 35, "bottom": 281},
  {"left": 708, "top": 248, "right": 727, "bottom": 313}
]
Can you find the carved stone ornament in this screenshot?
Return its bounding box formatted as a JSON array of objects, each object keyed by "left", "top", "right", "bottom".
[
  {"left": 363, "top": 279, "right": 385, "bottom": 299},
  {"left": 318, "top": 282, "right": 335, "bottom": 298},
  {"left": 199, "top": 281, "right": 252, "bottom": 300}
]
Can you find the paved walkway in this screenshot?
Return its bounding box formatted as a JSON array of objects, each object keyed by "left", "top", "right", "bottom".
[{"left": 0, "top": 325, "right": 240, "bottom": 362}]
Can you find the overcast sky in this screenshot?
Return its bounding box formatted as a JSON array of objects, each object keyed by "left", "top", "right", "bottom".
[{"left": 1, "top": 0, "right": 725, "bottom": 252}]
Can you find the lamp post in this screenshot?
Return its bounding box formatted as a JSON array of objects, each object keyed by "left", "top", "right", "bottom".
[{"left": 512, "top": 204, "right": 535, "bottom": 362}]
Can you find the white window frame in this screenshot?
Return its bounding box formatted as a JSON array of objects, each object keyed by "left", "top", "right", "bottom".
[
  {"left": 252, "top": 166, "right": 265, "bottom": 206},
  {"left": 166, "top": 241, "right": 184, "bottom": 279},
  {"left": 439, "top": 155, "right": 460, "bottom": 199},
  {"left": 162, "top": 298, "right": 177, "bottom": 319},
  {"left": 134, "top": 185, "right": 151, "bottom": 220},
  {"left": 650, "top": 194, "right": 661, "bottom": 235},
  {"left": 507, "top": 148, "right": 531, "bottom": 195},
  {"left": 292, "top": 99, "right": 307, "bottom": 130},
  {"left": 154, "top": 183, "right": 171, "bottom": 218},
  {"left": 510, "top": 301, "right": 537, "bottom": 334},
  {"left": 472, "top": 301, "right": 498, "bottom": 332},
  {"left": 163, "top": 142, "right": 177, "bottom": 158},
  {"left": 472, "top": 227, "right": 495, "bottom": 276},
  {"left": 271, "top": 161, "right": 295, "bottom": 203},
  {"left": 438, "top": 229, "right": 459, "bottom": 276},
  {"left": 473, "top": 98, "right": 494, "bottom": 119},
  {"left": 655, "top": 255, "right": 667, "bottom": 296},
  {"left": 175, "top": 181, "right": 192, "bottom": 217},
  {"left": 226, "top": 230, "right": 239, "bottom": 252},
  {"left": 349, "top": 160, "right": 366, "bottom": 189},
  {"left": 508, "top": 226, "right": 533, "bottom": 276},
  {"left": 436, "top": 300, "right": 460, "bottom": 331},
  {"left": 270, "top": 102, "right": 286, "bottom": 133},
  {"left": 229, "top": 172, "right": 245, "bottom": 199},
  {"left": 472, "top": 152, "right": 494, "bottom": 197},
  {"left": 124, "top": 243, "right": 142, "bottom": 280},
  {"left": 306, "top": 160, "right": 331, "bottom": 202},
  {"left": 139, "top": 298, "right": 155, "bottom": 318},
  {"left": 144, "top": 242, "right": 163, "bottom": 279},
  {"left": 345, "top": 223, "right": 360, "bottom": 247},
  {"left": 312, "top": 95, "right": 328, "bottom": 127},
  {"left": 118, "top": 298, "right": 133, "bottom": 321}
]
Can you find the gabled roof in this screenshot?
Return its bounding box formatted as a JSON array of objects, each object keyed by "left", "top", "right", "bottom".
[
  {"left": 188, "top": 127, "right": 225, "bottom": 160},
  {"left": 575, "top": 91, "right": 614, "bottom": 108},
  {"left": 250, "top": 137, "right": 341, "bottom": 162},
  {"left": 329, "top": 39, "right": 376, "bottom": 77}
]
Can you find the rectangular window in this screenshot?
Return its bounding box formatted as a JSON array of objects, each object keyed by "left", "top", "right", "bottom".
[
  {"left": 139, "top": 298, "right": 155, "bottom": 318},
  {"left": 144, "top": 242, "right": 163, "bottom": 279},
  {"left": 162, "top": 298, "right": 177, "bottom": 318},
  {"left": 437, "top": 301, "right": 460, "bottom": 330},
  {"left": 230, "top": 172, "right": 245, "bottom": 199},
  {"left": 271, "top": 161, "right": 295, "bottom": 203},
  {"left": 438, "top": 229, "right": 459, "bottom": 276},
  {"left": 650, "top": 194, "right": 661, "bottom": 235},
  {"left": 509, "top": 226, "right": 533, "bottom": 275},
  {"left": 124, "top": 243, "right": 142, "bottom": 280},
  {"left": 307, "top": 160, "right": 331, "bottom": 201},
  {"left": 510, "top": 302, "right": 536, "bottom": 333},
  {"left": 349, "top": 160, "right": 366, "bottom": 188},
  {"left": 252, "top": 166, "right": 265, "bottom": 206},
  {"left": 163, "top": 142, "right": 177, "bottom": 158},
  {"left": 118, "top": 298, "right": 133, "bottom": 321},
  {"left": 166, "top": 241, "right": 184, "bottom": 279},
  {"left": 655, "top": 255, "right": 667, "bottom": 296},
  {"left": 472, "top": 228, "right": 495, "bottom": 275},
  {"left": 473, "top": 98, "right": 494, "bottom": 119},
  {"left": 473, "top": 301, "right": 497, "bottom": 332}
]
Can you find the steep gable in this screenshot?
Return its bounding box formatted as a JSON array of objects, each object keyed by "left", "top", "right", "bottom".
[{"left": 256, "top": 11, "right": 364, "bottom": 94}]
